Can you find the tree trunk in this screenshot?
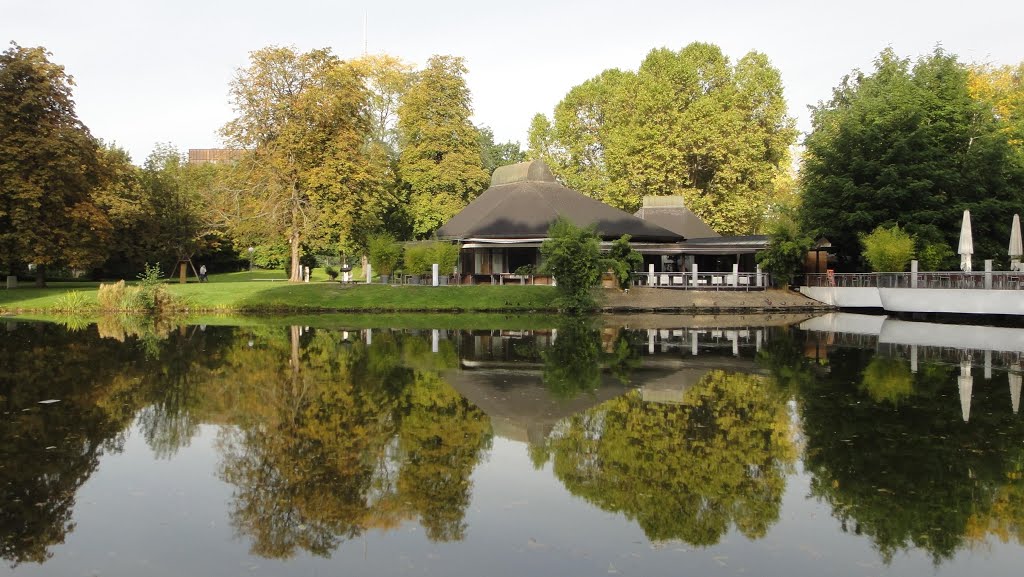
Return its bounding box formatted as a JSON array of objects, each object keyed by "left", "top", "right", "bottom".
[
  {"left": 34, "top": 265, "right": 45, "bottom": 288},
  {"left": 290, "top": 231, "right": 301, "bottom": 282}
]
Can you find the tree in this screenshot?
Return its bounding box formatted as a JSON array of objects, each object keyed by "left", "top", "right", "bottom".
[
  {"left": 860, "top": 224, "right": 915, "bottom": 272},
  {"left": 397, "top": 55, "right": 489, "bottom": 237},
  {"left": 604, "top": 234, "right": 643, "bottom": 289},
  {"left": 539, "top": 218, "right": 604, "bottom": 313},
  {"left": 221, "top": 46, "right": 385, "bottom": 282},
  {"left": 801, "top": 48, "right": 1024, "bottom": 270},
  {"left": 756, "top": 213, "right": 813, "bottom": 286},
  {"left": 367, "top": 233, "right": 401, "bottom": 280},
  {"left": 529, "top": 43, "right": 797, "bottom": 234},
  {"left": 477, "top": 125, "right": 525, "bottom": 174},
  {"left": 0, "top": 43, "right": 112, "bottom": 285}
]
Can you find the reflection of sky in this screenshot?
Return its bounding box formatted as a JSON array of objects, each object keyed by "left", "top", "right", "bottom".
[{"left": 7, "top": 424, "right": 1024, "bottom": 577}]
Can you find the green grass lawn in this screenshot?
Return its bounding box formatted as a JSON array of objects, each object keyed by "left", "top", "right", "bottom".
[{"left": 0, "top": 274, "right": 557, "bottom": 314}]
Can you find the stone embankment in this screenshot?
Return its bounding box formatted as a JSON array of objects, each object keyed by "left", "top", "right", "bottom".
[{"left": 600, "top": 287, "right": 832, "bottom": 314}]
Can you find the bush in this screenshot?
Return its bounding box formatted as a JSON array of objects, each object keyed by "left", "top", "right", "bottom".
[
  {"left": 757, "top": 216, "right": 812, "bottom": 286},
  {"left": 368, "top": 233, "right": 402, "bottom": 277},
  {"left": 97, "top": 280, "right": 145, "bottom": 311},
  {"left": 917, "top": 241, "right": 955, "bottom": 271},
  {"left": 604, "top": 234, "right": 643, "bottom": 289},
  {"left": 861, "top": 224, "right": 915, "bottom": 272},
  {"left": 402, "top": 241, "right": 460, "bottom": 277},
  {"left": 52, "top": 290, "right": 93, "bottom": 313},
  {"left": 540, "top": 218, "right": 603, "bottom": 313},
  {"left": 324, "top": 265, "right": 339, "bottom": 280}
]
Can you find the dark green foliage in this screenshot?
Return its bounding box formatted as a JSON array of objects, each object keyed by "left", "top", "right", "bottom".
[
  {"left": 539, "top": 218, "right": 603, "bottom": 313},
  {"left": 603, "top": 234, "right": 643, "bottom": 289},
  {"left": 541, "top": 317, "right": 603, "bottom": 398},
  {"left": 756, "top": 215, "right": 812, "bottom": 286},
  {"left": 801, "top": 48, "right": 1024, "bottom": 270}
]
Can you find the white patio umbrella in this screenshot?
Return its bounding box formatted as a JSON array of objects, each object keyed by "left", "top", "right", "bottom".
[
  {"left": 1009, "top": 214, "right": 1022, "bottom": 272},
  {"left": 959, "top": 360, "right": 973, "bottom": 423},
  {"left": 1010, "top": 361, "right": 1021, "bottom": 415},
  {"left": 959, "top": 210, "right": 974, "bottom": 273}
]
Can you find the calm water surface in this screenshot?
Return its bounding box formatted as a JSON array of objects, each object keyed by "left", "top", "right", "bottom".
[{"left": 1, "top": 314, "right": 1023, "bottom": 576}]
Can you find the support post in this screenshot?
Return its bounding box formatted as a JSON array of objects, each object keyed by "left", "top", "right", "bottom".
[
  {"left": 180, "top": 262, "right": 187, "bottom": 284},
  {"left": 985, "top": 260, "right": 993, "bottom": 289},
  {"left": 365, "top": 263, "right": 372, "bottom": 284},
  {"left": 432, "top": 263, "right": 439, "bottom": 286},
  {"left": 910, "top": 260, "right": 918, "bottom": 288},
  {"left": 648, "top": 263, "right": 655, "bottom": 286},
  {"left": 756, "top": 265, "right": 762, "bottom": 288},
  {"left": 731, "top": 263, "right": 739, "bottom": 287},
  {"left": 692, "top": 263, "right": 698, "bottom": 288}
]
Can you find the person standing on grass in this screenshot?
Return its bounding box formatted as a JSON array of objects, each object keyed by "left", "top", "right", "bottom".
[{"left": 199, "top": 264, "right": 208, "bottom": 282}]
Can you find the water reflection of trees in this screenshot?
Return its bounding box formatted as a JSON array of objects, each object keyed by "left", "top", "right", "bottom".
[
  {"left": 775, "top": 336, "right": 1024, "bottom": 563},
  {"left": 0, "top": 323, "right": 145, "bottom": 565},
  {"left": 533, "top": 369, "right": 795, "bottom": 545},
  {"left": 542, "top": 318, "right": 641, "bottom": 398},
  {"left": 213, "top": 328, "right": 492, "bottom": 558}
]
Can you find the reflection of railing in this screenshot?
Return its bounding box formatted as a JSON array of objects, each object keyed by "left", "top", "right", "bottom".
[
  {"left": 630, "top": 271, "right": 769, "bottom": 290},
  {"left": 805, "top": 272, "right": 1024, "bottom": 290}
]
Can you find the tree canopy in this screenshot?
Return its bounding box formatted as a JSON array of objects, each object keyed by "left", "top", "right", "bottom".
[
  {"left": 398, "top": 55, "right": 489, "bottom": 237},
  {"left": 528, "top": 43, "right": 797, "bottom": 234},
  {"left": 221, "top": 46, "right": 387, "bottom": 281},
  {"left": 0, "top": 43, "right": 112, "bottom": 284},
  {"left": 800, "top": 48, "right": 1024, "bottom": 270}
]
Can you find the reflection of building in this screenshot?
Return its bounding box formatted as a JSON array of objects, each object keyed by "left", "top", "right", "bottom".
[
  {"left": 187, "top": 148, "right": 243, "bottom": 165},
  {"left": 445, "top": 327, "right": 769, "bottom": 442}
]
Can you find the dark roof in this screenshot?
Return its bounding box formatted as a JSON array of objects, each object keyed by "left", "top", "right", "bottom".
[
  {"left": 633, "top": 197, "right": 720, "bottom": 238},
  {"left": 436, "top": 161, "right": 683, "bottom": 243},
  {"left": 678, "top": 235, "right": 769, "bottom": 255}
]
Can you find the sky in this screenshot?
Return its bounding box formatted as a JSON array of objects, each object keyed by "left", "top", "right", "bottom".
[{"left": 5, "top": 0, "right": 1023, "bottom": 165}]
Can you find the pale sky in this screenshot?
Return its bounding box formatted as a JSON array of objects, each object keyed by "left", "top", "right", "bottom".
[{"left": 5, "top": 0, "right": 1022, "bottom": 165}]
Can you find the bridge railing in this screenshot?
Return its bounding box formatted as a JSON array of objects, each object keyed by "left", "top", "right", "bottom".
[{"left": 805, "top": 272, "right": 1024, "bottom": 290}]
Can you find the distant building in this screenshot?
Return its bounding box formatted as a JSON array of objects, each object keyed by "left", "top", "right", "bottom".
[{"left": 187, "top": 148, "right": 243, "bottom": 165}]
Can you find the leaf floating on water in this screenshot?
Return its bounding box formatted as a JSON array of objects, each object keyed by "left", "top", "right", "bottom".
[{"left": 38, "top": 399, "right": 61, "bottom": 404}]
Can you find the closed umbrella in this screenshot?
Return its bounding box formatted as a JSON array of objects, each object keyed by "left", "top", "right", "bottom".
[
  {"left": 959, "top": 210, "right": 973, "bottom": 273},
  {"left": 959, "top": 360, "right": 973, "bottom": 423},
  {"left": 1009, "top": 214, "right": 1022, "bottom": 272}
]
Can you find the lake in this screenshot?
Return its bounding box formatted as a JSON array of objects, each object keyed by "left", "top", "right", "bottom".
[{"left": 1, "top": 313, "right": 1023, "bottom": 576}]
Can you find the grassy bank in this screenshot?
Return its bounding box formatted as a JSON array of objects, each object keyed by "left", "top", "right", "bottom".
[{"left": 0, "top": 275, "right": 557, "bottom": 314}]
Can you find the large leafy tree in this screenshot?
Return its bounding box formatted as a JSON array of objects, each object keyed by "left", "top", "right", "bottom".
[
  {"left": 529, "top": 43, "right": 796, "bottom": 234},
  {"left": 221, "top": 46, "right": 385, "bottom": 281},
  {"left": 397, "top": 55, "right": 489, "bottom": 237},
  {"left": 0, "top": 43, "right": 112, "bottom": 285},
  {"left": 801, "top": 48, "right": 1024, "bottom": 270}
]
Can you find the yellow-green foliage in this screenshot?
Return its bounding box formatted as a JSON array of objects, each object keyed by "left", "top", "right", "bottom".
[
  {"left": 861, "top": 224, "right": 916, "bottom": 272},
  {"left": 404, "top": 241, "right": 460, "bottom": 276},
  {"left": 51, "top": 290, "right": 92, "bottom": 313},
  {"left": 97, "top": 280, "right": 145, "bottom": 311}
]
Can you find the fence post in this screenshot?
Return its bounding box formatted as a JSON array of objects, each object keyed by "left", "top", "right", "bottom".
[
  {"left": 731, "top": 263, "right": 739, "bottom": 287},
  {"left": 910, "top": 260, "right": 918, "bottom": 288},
  {"left": 432, "top": 263, "right": 439, "bottom": 286},
  {"left": 985, "top": 260, "right": 993, "bottom": 289},
  {"left": 756, "top": 265, "right": 762, "bottom": 288},
  {"left": 648, "top": 264, "right": 655, "bottom": 286},
  {"left": 692, "top": 263, "right": 698, "bottom": 288},
  {"left": 365, "top": 263, "right": 372, "bottom": 284}
]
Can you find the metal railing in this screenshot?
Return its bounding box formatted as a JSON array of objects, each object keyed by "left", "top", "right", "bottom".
[
  {"left": 805, "top": 272, "right": 1024, "bottom": 290},
  {"left": 630, "top": 271, "right": 769, "bottom": 290}
]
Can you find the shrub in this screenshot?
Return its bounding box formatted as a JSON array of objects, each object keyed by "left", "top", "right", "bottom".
[
  {"left": 97, "top": 280, "right": 145, "bottom": 311},
  {"left": 368, "top": 233, "right": 402, "bottom": 277},
  {"left": 757, "top": 216, "right": 812, "bottom": 286},
  {"left": 404, "top": 241, "right": 460, "bottom": 277},
  {"left": 604, "top": 234, "right": 643, "bottom": 289},
  {"left": 917, "top": 241, "right": 955, "bottom": 271},
  {"left": 324, "top": 265, "right": 339, "bottom": 280},
  {"left": 540, "top": 217, "right": 603, "bottom": 313},
  {"left": 861, "top": 224, "right": 915, "bottom": 272},
  {"left": 52, "top": 290, "right": 93, "bottom": 313}
]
